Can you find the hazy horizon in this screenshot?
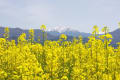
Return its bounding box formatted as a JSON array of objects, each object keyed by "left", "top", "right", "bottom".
[{"left": 0, "top": 0, "right": 120, "bottom": 33}]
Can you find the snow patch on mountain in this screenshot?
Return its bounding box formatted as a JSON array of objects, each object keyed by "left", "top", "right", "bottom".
[{"left": 47, "top": 26, "right": 78, "bottom": 33}]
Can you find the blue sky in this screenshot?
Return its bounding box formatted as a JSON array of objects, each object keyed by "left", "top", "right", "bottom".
[{"left": 0, "top": 0, "right": 120, "bottom": 32}]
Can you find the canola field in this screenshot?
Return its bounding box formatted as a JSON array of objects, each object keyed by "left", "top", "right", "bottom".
[{"left": 0, "top": 25, "right": 120, "bottom": 80}]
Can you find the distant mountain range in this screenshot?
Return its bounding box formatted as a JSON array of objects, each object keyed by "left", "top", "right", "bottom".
[
  {"left": 47, "top": 27, "right": 91, "bottom": 37},
  {"left": 0, "top": 27, "right": 90, "bottom": 42},
  {"left": 0, "top": 27, "right": 120, "bottom": 46}
]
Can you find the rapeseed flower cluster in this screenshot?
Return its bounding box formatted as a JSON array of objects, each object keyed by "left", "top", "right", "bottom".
[{"left": 0, "top": 25, "right": 120, "bottom": 80}]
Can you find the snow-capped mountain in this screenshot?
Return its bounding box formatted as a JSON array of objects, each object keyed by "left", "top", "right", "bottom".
[
  {"left": 47, "top": 26, "right": 71, "bottom": 33},
  {"left": 47, "top": 26, "right": 91, "bottom": 37}
]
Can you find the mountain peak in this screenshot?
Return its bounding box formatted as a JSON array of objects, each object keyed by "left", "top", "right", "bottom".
[{"left": 47, "top": 26, "right": 78, "bottom": 33}]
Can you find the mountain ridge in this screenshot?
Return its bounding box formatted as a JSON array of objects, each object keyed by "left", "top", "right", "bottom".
[{"left": 0, "top": 27, "right": 120, "bottom": 45}]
